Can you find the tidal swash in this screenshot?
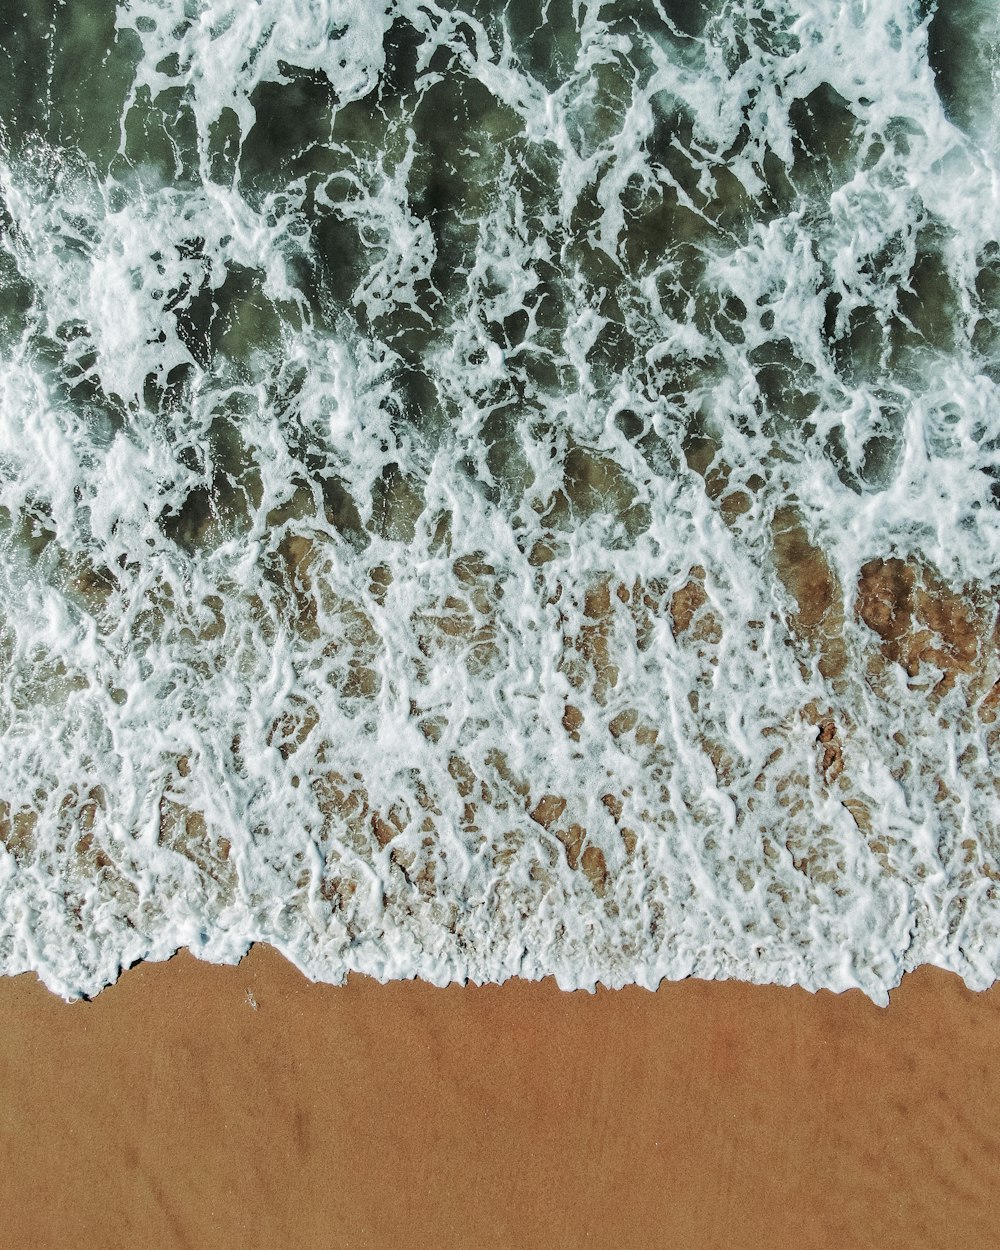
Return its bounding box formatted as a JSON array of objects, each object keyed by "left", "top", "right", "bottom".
[{"left": 0, "top": 0, "right": 999, "bottom": 1001}]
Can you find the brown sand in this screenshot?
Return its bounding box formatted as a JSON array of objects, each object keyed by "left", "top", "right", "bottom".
[{"left": 1, "top": 948, "right": 998, "bottom": 1249}]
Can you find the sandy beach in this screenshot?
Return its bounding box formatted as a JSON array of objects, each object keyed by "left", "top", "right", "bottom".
[{"left": 1, "top": 949, "right": 998, "bottom": 1249}]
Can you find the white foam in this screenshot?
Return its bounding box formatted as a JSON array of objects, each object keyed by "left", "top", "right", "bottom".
[{"left": 0, "top": 0, "right": 997, "bottom": 1003}]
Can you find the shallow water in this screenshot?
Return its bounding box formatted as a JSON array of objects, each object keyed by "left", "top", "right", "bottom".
[{"left": 0, "top": 0, "right": 998, "bottom": 1001}]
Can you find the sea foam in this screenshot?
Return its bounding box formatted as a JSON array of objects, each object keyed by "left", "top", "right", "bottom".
[{"left": 0, "top": 0, "right": 998, "bottom": 1002}]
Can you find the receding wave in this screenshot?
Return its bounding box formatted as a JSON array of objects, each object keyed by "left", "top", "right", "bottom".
[{"left": 0, "top": 0, "right": 998, "bottom": 1002}]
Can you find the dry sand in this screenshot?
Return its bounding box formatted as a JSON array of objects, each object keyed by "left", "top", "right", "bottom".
[{"left": 1, "top": 949, "right": 998, "bottom": 1248}]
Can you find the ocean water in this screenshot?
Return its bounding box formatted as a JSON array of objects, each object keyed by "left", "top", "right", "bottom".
[{"left": 0, "top": 0, "right": 998, "bottom": 1003}]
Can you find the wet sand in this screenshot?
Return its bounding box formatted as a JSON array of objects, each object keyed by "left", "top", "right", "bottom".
[{"left": 1, "top": 949, "right": 998, "bottom": 1248}]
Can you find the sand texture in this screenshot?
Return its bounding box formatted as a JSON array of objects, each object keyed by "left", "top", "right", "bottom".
[{"left": 1, "top": 946, "right": 998, "bottom": 1249}]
